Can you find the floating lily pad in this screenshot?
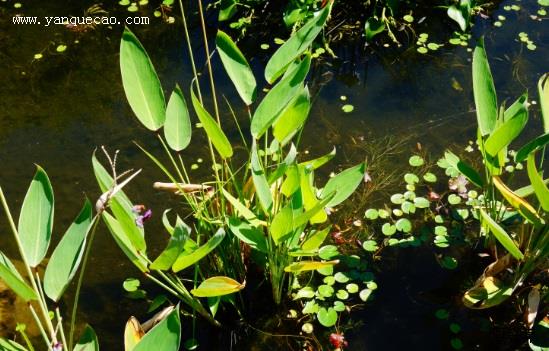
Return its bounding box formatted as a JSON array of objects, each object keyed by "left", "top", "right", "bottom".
[
  {"left": 336, "top": 289, "right": 349, "bottom": 300},
  {"left": 365, "top": 208, "right": 379, "bottom": 220},
  {"left": 359, "top": 288, "right": 372, "bottom": 301},
  {"left": 427, "top": 43, "right": 440, "bottom": 50},
  {"left": 34, "top": 53, "right": 43, "bottom": 59},
  {"left": 404, "top": 191, "right": 416, "bottom": 200},
  {"left": 302, "top": 322, "right": 314, "bottom": 334},
  {"left": 382, "top": 223, "right": 397, "bottom": 236},
  {"left": 378, "top": 209, "right": 390, "bottom": 218},
  {"left": 391, "top": 193, "right": 405, "bottom": 204},
  {"left": 334, "top": 272, "right": 350, "bottom": 283},
  {"left": 362, "top": 240, "right": 379, "bottom": 252},
  {"left": 318, "top": 285, "right": 334, "bottom": 298},
  {"left": 346, "top": 283, "right": 359, "bottom": 293},
  {"left": 323, "top": 276, "right": 336, "bottom": 286},
  {"left": 295, "top": 287, "right": 315, "bottom": 299},
  {"left": 414, "top": 197, "right": 430, "bottom": 208},
  {"left": 260, "top": 43, "right": 270, "bottom": 50},
  {"left": 302, "top": 300, "right": 319, "bottom": 314},
  {"left": 409, "top": 155, "right": 425, "bottom": 166},
  {"left": 317, "top": 307, "right": 338, "bottom": 327},
  {"left": 451, "top": 338, "right": 463, "bottom": 350},
  {"left": 119, "top": 0, "right": 130, "bottom": 5},
  {"left": 393, "top": 208, "right": 404, "bottom": 217},
  {"left": 342, "top": 104, "right": 354, "bottom": 113},
  {"left": 319, "top": 245, "right": 339, "bottom": 260},
  {"left": 366, "top": 281, "right": 378, "bottom": 290},
  {"left": 56, "top": 44, "right": 67, "bottom": 52},
  {"left": 456, "top": 209, "right": 469, "bottom": 220},
  {"left": 403, "top": 14, "right": 414, "bottom": 22},
  {"left": 395, "top": 218, "right": 412, "bottom": 233},
  {"left": 128, "top": 3, "right": 138, "bottom": 11},
  {"left": 435, "top": 215, "right": 444, "bottom": 223},
  {"left": 450, "top": 323, "right": 461, "bottom": 333},
  {"left": 448, "top": 194, "right": 462, "bottom": 205},
  {"left": 435, "top": 226, "right": 447, "bottom": 236},
  {"left": 435, "top": 308, "right": 449, "bottom": 319},
  {"left": 401, "top": 201, "right": 416, "bottom": 214},
  {"left": 123, "top": 278, "right": 140, "bottom": 292},
  {"left": 417, "top": 47, "right": 428, "bottom": 54},
  {"left": 404, "top": 173, "right": 419, "bottom": 184},
  {"left": 441, "top": 256, "right": 458, "bottom": 269},
  {"left": 333, "top": 300, "right": 346, "bottom": 312},
  {"left": 423, "top": 172, "right": 437, "bottom": 182}
]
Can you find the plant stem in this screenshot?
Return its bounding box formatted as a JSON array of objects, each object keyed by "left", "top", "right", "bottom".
[
  {"left": 55, "top": 307, "right": 69, "bottom": 351},
  {"left": 29, "top": 304, "right": 53, "bottom": 351},
  {"left": 177, "top": 0, "right": 203, "bottom": 102}
]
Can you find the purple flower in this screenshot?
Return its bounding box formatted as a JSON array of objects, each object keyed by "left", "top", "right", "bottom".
[
  {"left": 53, "top": 343, "right": 63, "bottom": 351},
  {"left": 135, "top": 209, "right": 152, "bottom": 228}
]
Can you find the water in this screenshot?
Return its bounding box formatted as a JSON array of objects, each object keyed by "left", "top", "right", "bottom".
[{"left": 0, "top": 0, "right": 547, "bottom": 349}]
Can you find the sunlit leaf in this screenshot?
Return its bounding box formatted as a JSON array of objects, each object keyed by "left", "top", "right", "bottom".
[
  {"left": 273, "top": 86, "right": 311, "bottom": 145},
  {"left": 301, "top": 227, "right": 331, "bottom": 251},
  {"left": 120, "top": 28, "right": 166, "bottom": 131},
  {"left": 527, "top": 153, "right": 549, "bottom": 211},
  {"left": 485, "top": 94, "right": 528, "bottom": 156},
  {"left": 74, "top": 325, "right": 100, "bottom": 351},
  {"left": 493, "top": 176, "right": 542, "bottom": 225},
  {"left": 364, "top": 16, "right": 385, "bottom": 41},
  {"left": 216, "top": 30, "right": 256, "bottom": 105},
  {"left": 264, "top": 4, "right": 331, "bottom": 83},
  {"left": 480, "top": 209, "right": 523, "bottom": 260},
  {"left": 539, "top": 73, "right": 549, "bottom": 133},
  {"left": 227, "top": 217, "right": 267, "bottom": 253},
  {"left": 18, "top": 165, "right": 54, "bottom": 267},
  {"left": 172, "top": 228, "right": 225, "bottom": 272},
  {"left": 44, "top": 200, "right": 93, "bottom": 302},
  {"left": 473, "top": 37, "right": 498, "bottom": 136},
  {"left": 0, "top": 251, "right": 37, "bottom": 302},
  {"left": 133, "top": 306, "right": 181, "bottom": 351},
  {"left": 191, "top": 276, "right": 245, "bottom": 297},
  {"left": 320, "top": 163, "right": 366, "bottom": 207},
  {"left": 150, "top": 220, "right": 191, "bottom": 271},
  {"left": 251, "top": 142, "right": 273, "bottom": 213},
  {"left": 164, "top": 85, "right": 191, "bottom": 152},
  {"left": 284, "top": 260, "right": 339, "bottom": 273},
  {"left": 515, "top": 133, "right": 549, "bottom": 162}
]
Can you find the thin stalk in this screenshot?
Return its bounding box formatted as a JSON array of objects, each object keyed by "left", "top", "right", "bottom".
[
  {"left": 157, "top": 134, "right": 186, "bottom": 182},
  {"left": 29, "top": 304, "right": 53, "bottom": 351},
  {"left": 18, "top": 325, "right": 36, "bottom": 351},
  {"left": 145, "top": 272, "right": 180, "bottom": 297},
  {"left": 55, "top": 307, "right": 69, "bottom": 351},
  {"left": 177, "top": 0, "right": 203, "bottom": 102},
  {"left": 0, "top": 187, "right": 57, "bottom": 343},
  {"left": 68, "top": 215, "right": 100, "bottom": 350},
  {"left": 197, "top": 0, "right": 221, "bottom": 125}
]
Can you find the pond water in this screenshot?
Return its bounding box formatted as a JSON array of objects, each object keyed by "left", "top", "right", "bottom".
[{"left": 0, "top": 0, "right": 548, "bottom": 349}]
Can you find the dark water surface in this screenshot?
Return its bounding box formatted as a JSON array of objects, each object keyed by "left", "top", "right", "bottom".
[{"left": 0, "top": 0, "right": 548, "bottom": 349}]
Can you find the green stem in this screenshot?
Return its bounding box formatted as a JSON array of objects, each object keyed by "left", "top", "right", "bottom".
[
  {"left": 55, "top": 307, "right": 69, "bottom": 351},
  {"left": 29, "top": 304, "right": 53, "bottom": 351},
  {"left": 177, "top": 0, "right": 203, "bottom": 102}
]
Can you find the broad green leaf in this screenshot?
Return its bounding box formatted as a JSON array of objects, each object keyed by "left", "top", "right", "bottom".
[
  {"left": 281, "top": 165, "right": 300, "bottom": 196},
  {"left": 447, "top": 5, "right": 466, "bottom": 31},
  {"left": 0, "top": 338, "right": 27, "bottom": 351},
  {"left": 164, "top": 85, "right": 191, "bottom": 151},
  {"left": 120, "top": 28, "right": 166, "bottom": 131},
  {"left": 227, "top": 217, "right": 267, "bottom": 253},
  {"left": 191, "top": 276, "right": 245, "bottom": 297},
  {"left": 273, "top": 86, "right": 311, "bottom": 145},
  {"left": 124, "top": 317, "right": 144, "bottom": 351},
  {"left": 172, "top": 228, "right": 226, "bottom": 272},
  {"left": 493, "top": 176, "right": 542, "bottom": 225},
  {"left": 18, "top": 165, "right": 54, "bottom": 267},
  {"left": 299, "top": 166, "right": 327, "bottom": 224},
  {"left": 264, "top": 4, "right": 331, "bottom": 83},
  {"left": 270, "top": 205, "right": 295, "bottom": 245},
  {"left": 485, "top": 96, "right": 528, "bottom": 156},
  {"left": 284, "top": 260, "right": 339, "bottom": 273},
  {"left": 301, "top": 226, "right": 331, "bottom": 251},
  {"left": 92, "top": 153, "right": 146, "bottom": 252},
  {"left": 364, "top": 16, "right": 385, "bottom": 41},
  {"left": 300, "top": 147, "right": 336, "bottom": 170},
  {"left": 150, "top": 220, "right": 191, "bottom": 271},
  {"left": 268, "top": 144, "right": 297, "bottom": 184},
  {"left": 216, "top": 30, "right": 256, "bottom": 105},
  {"left": 44, "top": 200, "right": 93, "bottom": 302},
  {"left": 74, "top": 325, "right": 99, "bottom": 351},
  {"left": 218, "top": 0, "right": 237, "bottom": 21},
  {"left": 515, "top": 133, "right": 549, "bottom": 162},
  {"left": 190, "top": 88, "right": 233, "bottom": 158},
  {"left": 527, "top": 153, "right": 549, "bottom": 211},
  {"left": 473, "top": 38, "right": 498, "bottom": 136},
  {"left": 463, "top": 276, "right": 513, "bottom": 309},
  {"left": 316, "top": 307, "right": 338, "bottom": 327},
  {"left": 514, "top": 178, "right": 549, "bottom": 198},
  {"left": 0, "top": 251, "right": 37, "bottom": 302},
  {"left": 251, "top": 142, "right": 273, "bottom": 213},
  {"left": 134, "top": 306, "right": 181, "bottom": 351},
  {"left": 320, "top": 163, "right": 366, "bottom": 207},
  {"left": 251, "top": 55, "right": 311, "bottom": 138},
  {"left": 102, "top": 212, "right": 149, "bottom": 272},
  {"left": 480, "top": 209, "right": 524, "bottom": 260},
  {"left": 221, "top": 189, "right": 265, "bottom": 227},
  {"left": 539, "top": 73, "right": 549, "bottom": 133}
]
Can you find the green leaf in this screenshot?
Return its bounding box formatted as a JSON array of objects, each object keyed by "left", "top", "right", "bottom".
[
  {"left": 218, "top": 0, "right": 237, "bottom": 21},
  {"left": 364, "top": 16, "right": 385, "bottom": 41},
  {"left": 539, "top": 73, "right": 549, "bottom": 133},
  {"left": 493, "top": 176, "right": 542, "bottom": 225},
  {"left": 150, "top": 220, "right": 191, "bottom": 271},
  {"left": 134, "top": 306, "right": 181, "bottom": 351},
  {"left": 409, "top": 155, "right": 424, "bottom": 167},
  {"left": 316, "top": 307, "right": 337, "bottom": 327},
  {"left": 251, "top": 55, "right": 311, "bottom": 138},
  {"left": 216, "top": 30, "right": 256, "bottom": 105},
  {"left": 0, "top": 338, "right": 27, "bottom": 351},
  {"left": 300, "top": 147, "right": 336, "bottom": 170},
  {"left": 227, "top": 217, "right": 268, "bottom": 253},
  {"left": 264, "top": 4, "right": 331, "bottom": 83},
  {"left": 190, "top": 88, "right": 233, "bottom": 158},
  {"left": 301, "top": 227, "right": 331, "bottom": 251},
  {"left": 44, "top": 200, "right": 93, "bottom": 302},
  {"left": 74, "top": 325, "right": 100, "bottom": 351},
  {"left": 480, "top": 209, "right": 523, "bottom": 260},
  {"left": 120, "top": 28, "right": 166, "bottom": 131},
  {"left": 191, "top": 276, "right": 245, "bottom": 297},
  {"left": 0, "top": 251, "right": 37, "bottom": 302},
  {"left": 485, "top": 95, "right": 528, "bottom": 156},
  {"left": 515, "top": 133, "right": 549, "bottom": 162},
  {"left": 320, "top": 163, "right": 366, "bottom": 207},
  {"left": 270, "top": 205, "right": 295, "bottom": 245},
  {"left": 102, "top": 212, "right": 149, "bottom": 272},
  {"left": 395, "top": 218, "right": 412, "bottom": 233},
  {"left": 273, "top": 86, "right": 311, "bottom": 146},
  {"left": 473, "top": 38, "right": 498, "bottom": 136},
  {"left": 442, "top": 151, "right": 483, "bottom": 187},
  {"left": 164, "top": 85, "right": 191, "bottom": 152},
  {"left": 527, "top": 153, "right": 549, "bottom": 211},
  {"left": 18, "top": 165, "right": 54, "bottom": 267},
  {"left": 221, "top": 189, "right": 265, "bottom": 227},
  {"left": 284, "top": 260, "right": 338, "bottom": 273},
  {"left": 251, "top": 142, "right": 273, "bottom": 213},
  {"left": 172, "top": 228, "right": 225, "bottom": 272},
  {"left": 448, "top": 5, "right": 466, "bottom": 31},
  {"left": 299, "top": 166, "right": 327, "bottom": 224}
]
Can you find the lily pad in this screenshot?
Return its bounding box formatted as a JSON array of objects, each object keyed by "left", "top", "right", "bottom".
[
  {"left": 318, "top": 284, "right": 334, "bottom": 298},
  {"left": 334, "top": 272, "right": 350, "bottom": 283},
  {"left": 395, "top": 218, "right": 412, "bottom": 233},
  {"left": 346, "top": 283, "right": 359, "bottom": 293},
  {"left": 391, "top": 193, "right": 405, "bottom": 204},
  {"left": 378, "top": 209, "right": 390, "bottom": 218},
  {"left": 359, "top": 288, "right": 372, "bottom": 301},
  {"left": 382, "top": 223, "right": 397, "bottom": 236},
  {"left": 333, "top": 300, "right": 346, "bottom": 312},
  {"left": 342, "top": 104, "right": 354, "bottom": 113},
  {"left": 336, "top": 289, "right": 349, "bottom": 300},
  {"left": 404, "top": 173, "right": 420, "bottom": 184},
  {"left": 414, "top": 197, "right": 430, "bottom": 208},
  {"left": 409, "top": 155, "right": 425, "bottom": 166},
  {"left": 317, "top": 307, "right": 338, "bottom": 327},
  {"left": 365, "top": 208, "right": 379, "bottom": 220},
  {"left": 401, "top": 201, "right": 416, "bottom": 214},
  {"left": 362, "top": 240, "right": 379, "bottom": 252},
  {"left": 319, "top": 245, "right": 339, "bottom": 260},
  {"left": 423, "top": 172, "right": 437, "bottom": 182},
  {"left": 448, "top": 194, "right": 462, "bottom": 205}
]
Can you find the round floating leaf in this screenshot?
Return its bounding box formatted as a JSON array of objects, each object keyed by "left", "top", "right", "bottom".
[
  {"left": 403, "top": 14, "right": 414, "bottom": 22},
  {"left": 404, "top": 173, "right": 419, "bottom": 184},
  {"left": 317, "top": 307, "right": 337, "bottom": 327},
  {"left": 378, "top": 209, "right": 390, "bottom": 218},
  {"left": 342, "top": 104, "right": 354, "bottom": 113},
  {"left": 388, "top": 238, "right": 399, "bottom": 246},
  {"left": 366, "top": 281, "right": 378, "bottom": 290},
  {"left": 435, "top": 226, "right": 448, "bottom": 236},
  {"left": 404, "top": 191, "right": 416, "bottom": 200},
  {"left": 393, "top": 209, "right": 404, "bottom": 217},
  {"left": 409, "top": 155, "right": 425, "bottom": 166},
  {"left": 434, "top": 236, "right": 450, "bottom": 248},
  {"left": 456, "top": 209, "right": 469, "bottom": 220},
  {"left": 334, "top": 272, "right": 350, "bottom": 283},
  {"left": 427, "top": 43, "right": 440, "bottom": 50},
  {"left": 448, "top": 194, "right": 462, "bottom": 205},
  {"left": 382, "top": 223, "right": 397, "bottom": 236},
  {"left": 336, "top": 289, "right": 349, "bottom": 300},
  {"left": 395, "top": 218, "right": 412, "bottom": 233},
  {"left": 435, "top": 308, "right": 449, "bottom": 319},
  {"left": 123, "top": 278, "right": 140, "bottom": 292},
  {"left": 323, "top": 276, "right": 336, "bottom": 286},
  {"left": 362, "top": 240, "right": 378, "bottom": 252},
  {"left": 435, "top": 215, "right": 444, "bottom": 223},
  {"left": 414, "top": 197, "right": 430, "bottom": 208},
  {"left": 423, "top": 172, "right": 437, "bottom": 182},
  {"left": 401, "top": 201, "right": 416, "bottom": 214},
  {"left": 359, "top": 288, "right": 372, "bottom": 301},
  {"left": 333, "top": 300, "right": 346, "bottom": 312},
  {"left": 450, "top": 323, "right": 461, "bottom": 334},
  {"left": 346, "top": 283, "right": 359, "bottom": 293},
  {"left": 318, "top": 284, "right": 334, "bottom": 298},
  {"left": 302, "top": 322, "right": 314, "bottom": 334},
  {"left": 319, "top": 245, "right": 339, "bottom": 260},
  {"left": 441, "top": 256, "right": 458, "bottom": 270},
  {"left": 450, "top": 338, "right": 463, "bottom": 350},
  {"left": 365, "top": 209, "right": 379, "bottom": 220},
  {"left": 391, "top": 193, "right": 405, "bottom": 204}
]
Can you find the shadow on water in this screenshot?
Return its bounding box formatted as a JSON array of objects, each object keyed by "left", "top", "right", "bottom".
[{"left": 0, "top": 0, "right": 547, "bottom": 349}]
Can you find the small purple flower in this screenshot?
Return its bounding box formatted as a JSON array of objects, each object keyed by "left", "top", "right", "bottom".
[
  {"left": 53, "top": 343, "right": 63, "bottom": 351},
  {"left": 135, "top": 209, "right": 152, "bottom": 228}
]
